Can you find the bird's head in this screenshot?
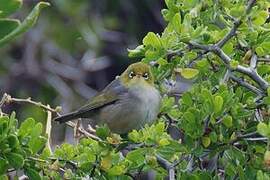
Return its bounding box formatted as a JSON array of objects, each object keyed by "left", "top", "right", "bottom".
[{"left": 120, "top": 62, "right": 155, "bottom": 87}]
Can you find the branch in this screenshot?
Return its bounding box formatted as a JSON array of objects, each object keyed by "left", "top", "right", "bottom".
[
  {"left": 258, "top": 57, "right": 270, "bottom": 63},
  {"left": 216, "top": 0, "right": 256, "bottom": 48},
  {"left": 1, "top": 93, "right": 61, "bottom": 114},
  {"left": 66, "top": 121, "right": 102, "bottom": 141},
  {"left": 0, "top": 93, "right": 101, "bottom": 141},
  {"left": 229, "top": 74, "right": 264, "bottom": 95},
  {"left": 216, "top": 19, "right": 241, "bottom": 48},
  {"left": 186, "top": 0, "right": 270, "bottom": 92},
  {"left": 45, "top": 107, "right": 53, "bottom": 154},
  {"left": 189, "top": 44, "right": 269, "bottom": 91},
  {"left": 250, "top": 53, "right": 257, "bottom": 69}
]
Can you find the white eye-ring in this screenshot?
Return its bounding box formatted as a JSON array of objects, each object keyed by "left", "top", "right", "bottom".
[
  {"left": 143, "top": 73, "right": 149, "bottom": 80},
  {"left": 129, "top": 71, "right": 135, "bottom": 79}
]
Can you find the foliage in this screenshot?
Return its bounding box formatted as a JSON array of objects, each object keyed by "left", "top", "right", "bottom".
[
  {"left": 0, "top": 113, "right": 47, "bottom": 180},
  {"left": 1, "top": 0, "right": 270, "bottom": 179},
  {"left": 0, "top": 0, "right": 49, "bottom": 46}
]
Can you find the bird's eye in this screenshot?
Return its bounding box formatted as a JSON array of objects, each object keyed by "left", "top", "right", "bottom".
[
  {"left": 129, "top": 71, "right": 135, "bottom": 78},
  {"left": 143, "top": 73, "right": 149, "bottom": 80}
]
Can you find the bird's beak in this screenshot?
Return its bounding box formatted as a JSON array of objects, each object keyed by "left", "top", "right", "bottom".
[{"left": 136, "top": 73, "right": 142, "bottom": 78}]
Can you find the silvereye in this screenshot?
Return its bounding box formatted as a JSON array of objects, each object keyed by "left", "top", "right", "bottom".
[{"left": 54, "top": 62, "right": 161, "bottom": 134}]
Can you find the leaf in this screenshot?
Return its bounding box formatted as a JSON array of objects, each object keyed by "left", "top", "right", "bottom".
[
  {"left": 255, "top": 46, "right": 265, "bottom": 57},
  {"left": 222, "top": 42, "right": 233, "bottom": 55},
  {"left": 257, "top": 122, "right": 270, "bottom": 137},
  {"left": 222, "top": 115, "right": 233, "bottom": 128},
  {"left": 0, "top": 0, "right": 22, "bottom": 17},
  {"left": 101, "top": 155, "right": 112, "bottom": 171},
  {"left": 96, "top": 125, "right": 110, "bottom": 140},
  {"left": 126, "top": 148, "right": 146, "bottom": 167},
  {"left": 6, "top": 152, "right": 24, "bottom": 169},
  {"left": 0, "top": 19, "right": 20, "bottom": 39},
  {"left": 176, "top": 68, "right": 199, "bottom": 79},
  {"left": 252, "top": 10, "right": 269, "bottom": 26},
  {"left": 25, "top": 168, "right": 41, "bottom": 180},
  {"left": 213, "top": 96, "right": 223, "bottom": 114},
  {"left": 0, "top": 2, "right": 50, "bottom": 47},
  {"left": 28, "top": 136, "right": 47, "bottom": 154},
  {"left": 230, "top": 5, "right": 245, "bottom": 17},
  {"left": 261, "top": 42, "right": 270, "bottom": 51},
  {"left": 128, "top": 130, "right": 141, "bottom": 142},
  {"left": 107, "top": 165, "right": 126, "bottom": 176},
  {"left": 31, "top": 122, "right": 43, "bottom": 138},
  {"left": 202, "top": 136, "right": 211, "bottom": 148},
  {"left": 158, "top": 138, "right": 170, "bottom": 146},
  {"left": 181, "top": 93, "right": 193, "bottom": 106},
  {"left": 107, "top": 134, "right": 122, "bottom": 145},
  {"left": 0, "top": 158, "right": 8, "bottom": 175},
  {"left": 0, "top": 116, "right": 9, "bottom": 136},
  {"left": 18, "top": 118, "right": 35, "bottom": 137},
  {"left": 7, "top": 134, "right": 19, "bottom": 148},
  {"left": 229, "top": 60, "right": 239, "bottom": 69},
  {"left": 172, "top": 13, "right": 181, "bottom": 33},
  {"left": 127, "top": 45, "right": 145, "bottom": 58},
  {"left": 263, "top": 97, "right": 270, "bottom": 105},
  {"left": 143, "top": 32, "right": 162, "bottom": 49}
]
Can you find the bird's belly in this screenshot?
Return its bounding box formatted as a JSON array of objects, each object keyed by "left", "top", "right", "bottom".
[{"left": 97, "top": 98, "right": 157, "bottom": 134}]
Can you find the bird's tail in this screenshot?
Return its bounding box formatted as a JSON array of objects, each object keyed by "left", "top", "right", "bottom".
[{"left": 54, "top": 111, "right": 83, "bottom": 123}]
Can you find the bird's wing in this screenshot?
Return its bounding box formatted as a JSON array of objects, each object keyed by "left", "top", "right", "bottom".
[
  {"left": 54, "top": 78, "right": 127, "bottom": 123},
  {"left": 77, "top": 77, "right": 127, "bottom": 113}
]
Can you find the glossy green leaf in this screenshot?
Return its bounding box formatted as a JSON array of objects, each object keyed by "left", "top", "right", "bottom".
[
  {"left": 229, "top": 60, "right": 239, "bottom": 69},
  {"left": 18, "top": 118, "right": 35, "bottom": 137},
  {"left": 255, "top": 46, "right": 265, "bottom": 57},
  {"left": 261, "top": 42, "right": 270, "bottom": 51},
  {"left": 25, "top": 168, "right": 41, "bottom": 180},
  {"left": 0, "top": 158, "right": 8, "bottom": 175},
  {"left": 213, "top": 96, "right": 223, "bottom": 114},
  {"left": 202, "top": 136, "right": 211, "bottom": 147},
  {"left": 257, "top": 122, "right": 270, "bottom": 137},
  {"left": 7, "top": 134, "right": 19, "bottom": 148},
  {"left": 107, "top": 165, "right": 126, "bottom": 176},
  {"left": 6, "top": 152, "right": 24, "bottom": 169},
  {"left": 176, "top": 68, "right": 199, "bottom": 79},
  {"left": 96, "top": 125, "right": 110, "bottom": 140},
  {"left": 30, "top": 122, "right": 43, "bottom": 138},
  {"left": 172, "top": 13, "right": 181, "bottom": 33},
  {"left": 28, "top": 136, "right": 47, "bottom": 154},
  {"left": 143, "top": 32, "right": 162, "bottom": 48},
  {"left": 222, "top": 115, "right": 233, "bottom": 128},
  {"left": 127, "top": 45, "right": 145, "bottom": 58},
  {"left": 252, "top": 10, "right": 268, "bottom": 26},
  {"left": 0, "top": 0, "right": 22, "bottom": 17},
  {"left": 0, "top": 19, "right": 20, "bottom": 39},
  {"left": 0, "top": 2, "right": 50, "bottom": 47},
  {"left": 222, "top": 42, "right": 233, "bottom": 55}
]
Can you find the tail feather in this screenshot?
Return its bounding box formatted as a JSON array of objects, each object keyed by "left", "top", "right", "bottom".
[{"left": 54, "top": 111, "right": 83, "bottom": 123}]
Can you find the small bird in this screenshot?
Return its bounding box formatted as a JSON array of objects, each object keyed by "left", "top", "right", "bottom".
[{"left": 54, "top": 62, "right": 161, "bottom": 134}]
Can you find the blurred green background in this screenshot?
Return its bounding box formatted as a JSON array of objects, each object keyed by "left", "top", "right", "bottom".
[{"left": 0, "top": 0, "right": 165, "bottom": 122}]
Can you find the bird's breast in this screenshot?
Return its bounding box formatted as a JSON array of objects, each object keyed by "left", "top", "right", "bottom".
[{"left": 98, "top": 85, "right": 161, "bottom": 134}]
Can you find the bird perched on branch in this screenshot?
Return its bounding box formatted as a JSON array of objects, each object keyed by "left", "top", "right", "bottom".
[{"left": 54, "top": 62, "right": 161, "bottom": 134}]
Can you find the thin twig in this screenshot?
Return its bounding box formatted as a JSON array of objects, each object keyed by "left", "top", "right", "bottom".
[
  {"left": 258, "top": 57, "right": 270, "bottom": 62},
  {"left": 66, "top": 121, "right": 102, "bottom": 141},
  {"left": 46, "top": 107, "right": 53, "bottom": 154},
  {"left": 1, "top": 93, "right": 61, "bottom": 114},
  {"left": 250, "top": 53, "right": 257, "bottom": 69},
  {"left": 0, "top": 93, "right": 101, "bottom": 141},
  {"left": 229, "top": 74, "right": 263, "bottom": 95},
  {"left": 186, "top": 0, "right": 269, "bottom": 93},
  {"left": 216, "top": 0, "right": 256, "bottom": 48}
]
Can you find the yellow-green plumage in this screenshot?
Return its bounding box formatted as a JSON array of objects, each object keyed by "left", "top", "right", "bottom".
[{"left": 54, "top": 62, "right": 161, "bottom": 134}]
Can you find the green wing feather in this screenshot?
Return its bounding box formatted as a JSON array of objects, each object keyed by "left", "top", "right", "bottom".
[{"left": 54, "top": 78, "right": 127, "bottom": 123}]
